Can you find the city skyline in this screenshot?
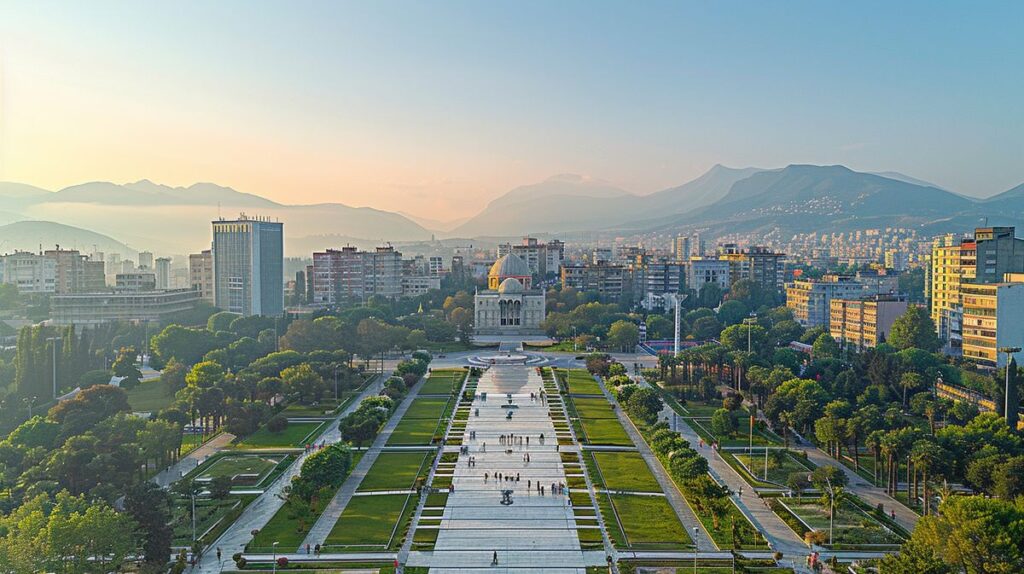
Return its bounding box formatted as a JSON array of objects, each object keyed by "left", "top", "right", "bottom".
[{"left": 2, "top": 1, "right": 1023, "bottom": 221}]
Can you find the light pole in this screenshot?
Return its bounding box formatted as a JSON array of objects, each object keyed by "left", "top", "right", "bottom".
[
  {"left": 572, "top": 326, "right": 577, "bottom": 352},
  {"left": 810, "top": 473, "right": 834, "bottom": 545},
  {"left": 333, "top": 364, "right": 341, "bottom": 400},
  {"left": 998, "top": 346, "right": 1021, "bottom": 424},
  {"left": 191, "top": 490, "right": 197, "bottom": 545},
  {"left": 272, "top": 541, "right": 279, "bottom": 573},
  {"left": 46, "top": 337, "right": 61, "bottom": 399},
  {"left": 692, "top": 526, "right": 699, "bottom": 573},
  {"left": 23, "top": 395, "right": 37, "bottom": 418}
]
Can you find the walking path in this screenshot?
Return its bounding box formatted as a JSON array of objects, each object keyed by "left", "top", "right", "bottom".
[
  {"left": 407, "top": 364, "right": 592, "bottom": 572},
  {"left": 191, "top": 375, "right": 385, "bottom": 573},
  {"left": 301, "top": 375, "right": 429, "bottom": 549},
  {"left": 152, "top": 431, "right": 235, "bottom": 488},
  {"left": 601, "top": 376, "right": 716, "bottom": 552}
]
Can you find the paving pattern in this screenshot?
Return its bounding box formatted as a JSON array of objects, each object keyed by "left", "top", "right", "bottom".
[{"left": 408, "top": 365, "right": 591, "bottom": 573}]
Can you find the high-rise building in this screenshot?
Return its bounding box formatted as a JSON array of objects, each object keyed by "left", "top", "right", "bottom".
[
  {"left": 310, "top": 245, "right": 404, "bottom": 305},
  {"left": 928, "top": 234, "right": 976, "bottom": 345},
  {"left": 961, "top": 274, "right": 1024, "bottom": 367},
  {"left": 155, "top": 257, "right": 171, "bottom": 290},
  {"left": 829, "top": 295, "right": 909, "bottom": 350},
  {"left": 561, "top": 262, "right": 625, "bottom": 301},
  {"left": 116, "top": 272, "right": 157, "bottom": 292},
  {"left": 786, "top": 274, "right": 866, "bottom": 328},
  {"left": 686, "top": 258, "right": 730, "bottom": 292},
  {"left": 212, "top": 215, "right": 284, "bottom": 316},
  {"left": 189, "top": 250, "right": 214, "bottom": 303},
  {"left": 497, "top": 237, "right": 563, "bottom": 278},
  {"left": 718, "top": 245, "right": 787, "bottom": 291},
  {"left": 138, "top": 251, "right": 154, "bottom": 270},
  {"left": 673, "top": 235, "right": 691, "bottom": 263},
  {"left": 973, "top": 227, "right": 1024, "bottom": 283}
]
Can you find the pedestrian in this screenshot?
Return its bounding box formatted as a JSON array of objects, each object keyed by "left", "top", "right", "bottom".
[
  {"left": 315, "top": 543, "right": 321, "bottom": 556},
  {"left": 482, "top": 442, "right": 486, "bottom": 452},
  {"left": 492, "top": 551, "right": 498, "bottom": 565},
  {"left": 217, "top": 548, "right": 222, "bottom": 561},
  {"left": 306, "top": 543, "right": 311, "bottom": 555},
  {"left": 485, "top": 472, "right": 489, "bottom": 482},
  {"left": 526, "top": 436, "right": 529, "bottom": 446},
  {"left": 516, "top": 473, "right": 520, "bottom": 482}
]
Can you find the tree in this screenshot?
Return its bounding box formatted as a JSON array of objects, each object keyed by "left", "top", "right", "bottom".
[
  {"left": 719, "top": 324, "right": 769, "bottom": 355},
  {"left": 900, "top": 372, "right": 924, "bottom": 408},
  {"left": 208, "top": 311, "right": 243, "bottom": 332},
  {"left": 881, "top": 495, "right": 1024, "bottom": 573},
  {"left": 267, "top": 414, "right": 289, "bottom": 433},
  {"left": 291, "top": 443, "right": 353, "bottom": 501},
  {"left": 124, "top": 482, "right": 173, "bottom": 566},
  {"left": 710, "top": 408, "right": 737, "bottom": 438},
  {"left": 888, "top": 306, "right": 940, "bottom": 352},
  {"left": 152, "top": 324, "right": 218, "bottom": 365},
  {"left": 624, "top": 387, "right": 663, "bottom": 425},
  {"left": 811, "top": 333, "right": 840, "bottom": 360},
  {"left": 281, "top": 363, "right": 326, "bottom": 404},
  {"left": 717, "top": 300, "right": 750, "bottom": 326},
  {"left": 111, "top": 346, "right": 142, "bottom": 390},
  {"left": 606, "top": 320, "right": 640, "bottom": 351},
  {"left": 692, "top": 316, "right": 723, "bottom": 340},
  {"left": 210, "top": 475, "right": 233, "bottom": 499}
]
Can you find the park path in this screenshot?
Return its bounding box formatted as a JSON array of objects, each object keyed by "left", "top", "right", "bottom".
[
  {"left": 191, "top": 374, "right": 385, "bottom": 573},
  {"left": 600, "top": 375, "right": 717, "bottom": 552},
  {"left": 300, "top": 375, "right": 429, "bottom": 549},
  {"left": 152, "top": 432, "right": 236, "bottom": 489}
]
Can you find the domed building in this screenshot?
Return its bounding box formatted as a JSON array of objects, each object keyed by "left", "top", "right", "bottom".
[{"left": 474, "top": 253, "right": 546, "bottom": 335}]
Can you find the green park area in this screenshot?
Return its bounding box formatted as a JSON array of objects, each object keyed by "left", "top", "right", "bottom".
[
  {"left": 600, "top": 493, "right": 691, "bottom": 550},
  {"left": 589, "top": 451, "right": 660, "bottom": 492},
  {"left": 779, "top": 498, "right": 904, "bottom": 547},
  {"left": 233, "top": 421, "right": 326, "bottom": 449},
  {"left": 560, "top": 368, "right": 603, "bottom": 395},
  {"left": 125, "top": 379, "right": 175, "bottom": 412},
  {"left": 567, "top": 395, "right": 632, "bottom": 446},
  {"left": 729, "top": 449, "right": 814, "bottom": 488},
  {"left": 358, "top": 450, "right": 432, "bottom": 492},
  {"left": 419, "top": 369, "right": 465, "bottom": 395},
  {"left": 194, "top": 453, "right": 289, "bottom": 487},
  {"left": 387, "top": 396, "right": 452, "bottom": 446},
  {"left": 325, "top": 493, "right": 416, "bottom": 549}
]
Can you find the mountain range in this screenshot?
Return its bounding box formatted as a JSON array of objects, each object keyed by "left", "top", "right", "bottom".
[{"left": 2, "top": 165, "right": 1023, "bottom": 257}]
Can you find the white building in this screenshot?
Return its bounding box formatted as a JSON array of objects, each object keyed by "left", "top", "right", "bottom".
[
  {"left": 474, "top": 253, "right": 546, "bottom": 336},
  {"left": 687, "top": 258, "right": 731, "bottom": 291},
  {"left": 0, "top": 252, "right": 57, "bottom": 294}
]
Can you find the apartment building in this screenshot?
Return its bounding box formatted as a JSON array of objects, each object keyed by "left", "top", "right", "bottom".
[
  {"left": 829, "top": 295, "right": 909, "bottom": 350},
  {"left": 961, "top": 274, "right": 1024, "bottom": 367},
  {"left": 786, "top": 274, "right": 866, "bottom": 328}
]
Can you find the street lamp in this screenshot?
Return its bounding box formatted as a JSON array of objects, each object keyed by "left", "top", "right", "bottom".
[
  {"left": 272, "top": 541, "right": 279, "bottom": 573},
  {"left": 46, "top": 337, "right": 61, "bottom": 399},
  {"left": 572, "top": 326, "right": 578, "bottom": 352},
  {"left": 998, "top": 346, "right": 1021, "bottom": 425},
  {"left": 810, "top": 473, "right": 834, "bottom": 545},
  {"left": 23, "top": 395, "right": 37, "bottom": 418},
  {"left": 333, "top": 364, "right": 341, "bottom": 400},
  {"left": 692, "top": 526, "right": 699, "bottom": 573}
]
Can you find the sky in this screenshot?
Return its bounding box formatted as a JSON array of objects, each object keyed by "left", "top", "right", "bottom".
[{"left": 0, "top": 1, "right": 1022, "bottom": 221}]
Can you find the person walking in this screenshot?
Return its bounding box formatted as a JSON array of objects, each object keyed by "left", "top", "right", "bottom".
[{"left": 492, "top": 551, "right": 498, "bottom": 565}]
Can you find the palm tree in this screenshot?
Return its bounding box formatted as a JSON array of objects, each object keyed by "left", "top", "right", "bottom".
[
  {"left": 911, "top": 439, "right": 943, "bottom": 515},
  {"left": 866, "top": 430, "right": 884, "bottom": 486}
]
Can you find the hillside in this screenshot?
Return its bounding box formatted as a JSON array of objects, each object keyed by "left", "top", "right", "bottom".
[{"left": 0, "top": 221, "right": 136, "bottom": 256}]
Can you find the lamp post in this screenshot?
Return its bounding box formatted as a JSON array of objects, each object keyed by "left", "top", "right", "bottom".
[
  {"left": 998, "top": 346, "right": 1021, "bottom": 424},
  {"left": 572, "top": 326, "right": 578, "bottom": 352},
  {"left": 692, "top": 526, "right": 699, "bottom": 573},
  {"left": 272, "top": 541, "right": 279, "bottom": 573},
  {"left": 810, "top": 473, "right": 834, "bottom": 545},
  {"left": 46, "top": 337, "right": 61, "bottom": 399},
  {"left": 333, "top": 364, "right": 341, "bottom": 400},
  {"left": 23, "top": 395, "right": 37, "bottom": 418}
]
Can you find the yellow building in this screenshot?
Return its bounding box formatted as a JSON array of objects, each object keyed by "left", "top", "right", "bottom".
[
  {"left": 928, "top": 235, "right": 975, "bottom": 343},
  {"left": 829, "top": 295, "right": 908, "bottom": 350},
  {"left": 961, "top": 273, "right": 1024, "bottom": 367}
]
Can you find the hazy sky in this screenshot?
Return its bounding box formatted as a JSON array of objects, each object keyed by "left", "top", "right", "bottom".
[{"left": 1, "top": 1, "right": 1022, "bottom": 220}]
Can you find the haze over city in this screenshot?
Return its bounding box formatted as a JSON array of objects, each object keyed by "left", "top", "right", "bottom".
[{"left": 2, "top": 1, "right": 1023, "bottom": 222}]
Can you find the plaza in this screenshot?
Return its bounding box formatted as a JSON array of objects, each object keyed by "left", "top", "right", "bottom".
[{"left": 407, "top": 363, "right": 601, "bottom": 572}]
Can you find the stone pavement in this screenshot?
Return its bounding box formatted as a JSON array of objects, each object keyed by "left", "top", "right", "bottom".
[
  {"left": 191, "top": 374, "right": 385, "bottom": 573},
  {"left": 407, "top": 365, "right": 589, "bottom": 572},
  {"left": 152, "top": 431, "right": 235, "bottom": 489},
  {"left": 301, "top": 374, "right": 430, "bottom": 549},
  {"left": 602, "top": 376, "right": 717, "bottom": 552}
]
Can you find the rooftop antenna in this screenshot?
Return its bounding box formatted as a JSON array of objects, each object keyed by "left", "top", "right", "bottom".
[{"left": 218, "top": 202, "right": 221, "bottom": 220}]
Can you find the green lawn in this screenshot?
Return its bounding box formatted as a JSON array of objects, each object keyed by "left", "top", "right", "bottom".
[
  {"left": 591, "top": 451, "right": 660, "bottom": 492},
  {"left": 234, "top": 421, "right": 326, "bottom": 449},
  {"left": 387, "top": 396, "right": 452, "bottom": 446},
  {"left": 572, "top": 396, "right": 618, "bottom": 419},
  {"left": 604, "top": 494, "right": 691, "bottom": 549},
  {"left": 358, "top": 451, "right": 432, "bottom": 491},
  {"left": 324, "top": 493, "right": 414, "bottom": 548},
  {"left": 196, "top": 454, "right": 286, "bottom": 485},
  {"left": 732, "top": 449, "right": 813, "bottom": 487},
  {"left": 125, "top": 379, "right": 175, "bottom": 412},
  {"left": 560, "top": 369, "right": 604, "bottom": 395},
  {"left": 419, "top": 369, "right": 464, "bottom": 395}
]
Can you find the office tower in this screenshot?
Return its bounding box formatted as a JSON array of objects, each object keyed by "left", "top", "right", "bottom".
[
  {"left": 138, "top": 251, "right": 154, "bottom": 269},
  {"left": 212, "top": 215, "right": 284, "bottom": 316},
  {"left": 155, "top": 257, "right": 171, "bottom": 290}
]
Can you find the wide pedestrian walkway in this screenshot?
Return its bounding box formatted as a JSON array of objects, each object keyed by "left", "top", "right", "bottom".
[{"left": 407, "top": 365, "right": 588, "bottom": 572}]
